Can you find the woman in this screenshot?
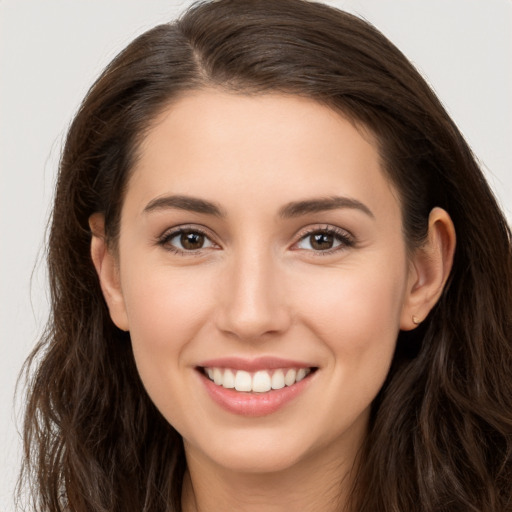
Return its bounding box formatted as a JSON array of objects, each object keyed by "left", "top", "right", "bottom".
[{"left": 19, "top": 0, "right": 512, "bottom": 511}]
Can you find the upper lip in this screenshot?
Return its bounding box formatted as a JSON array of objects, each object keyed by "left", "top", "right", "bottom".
[{"left": 197, "top": 356, "right": 316, "bottom": 372}]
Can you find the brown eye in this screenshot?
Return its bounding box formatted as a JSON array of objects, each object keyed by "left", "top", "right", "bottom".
[
  {"left": 180, "top": 231, "right": 205, "bottom": 250},
  {"left": 309, "top": 232, "right": 334, "bottom": 250},
  {"left": 161, "top": 228, "right": 216, "bottom": 253},
  {"left": 295, "top": 228, "right": 353, "bottom": 252}
]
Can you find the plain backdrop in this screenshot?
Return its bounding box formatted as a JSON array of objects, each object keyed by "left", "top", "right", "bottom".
[{"left": 1, "top": 1, "right": 511, "bottom": 510}]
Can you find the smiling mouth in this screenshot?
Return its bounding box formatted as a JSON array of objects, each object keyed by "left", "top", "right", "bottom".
[{"left": 200, "top": 367, "right": 317, "bottom": 393}]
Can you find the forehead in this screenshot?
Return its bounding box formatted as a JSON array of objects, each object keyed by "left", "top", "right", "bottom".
[{"left": 127, "top": 90, "right": 399, "bottom": 220}]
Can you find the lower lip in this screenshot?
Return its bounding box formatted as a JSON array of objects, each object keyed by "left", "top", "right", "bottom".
[{"left": 199, "top": 370, "right": 314, "bottom": 417}]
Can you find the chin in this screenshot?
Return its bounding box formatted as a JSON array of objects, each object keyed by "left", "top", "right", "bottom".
[{"left": 185, "top": 429, "right": 314, "bottom": 475}]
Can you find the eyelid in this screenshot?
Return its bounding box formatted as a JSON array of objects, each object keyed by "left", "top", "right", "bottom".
[
  {"left": 291, "top": 224, "right": 355, "bottom": 253},
  {"left": 155, "top": 223, "right": 354, "bottom": 256},
  {"left": 156, "top": 224, "right": 220, "bottom": 254}
]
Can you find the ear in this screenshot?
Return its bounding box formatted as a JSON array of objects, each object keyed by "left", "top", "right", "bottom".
[
  {"left": 89, "top": 213, "right": 129, "bottom": 331},
  {"left": 400, "top": 207, "right": 456, "bottom": 331}
]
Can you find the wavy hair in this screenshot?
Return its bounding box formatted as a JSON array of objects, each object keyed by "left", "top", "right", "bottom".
[{"left": 19, "top": 1, "right": 512, "bottom": 510}]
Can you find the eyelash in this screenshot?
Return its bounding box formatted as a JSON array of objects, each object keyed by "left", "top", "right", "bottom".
[
  {"left": 293, "top": 226, "right": 355, "bottom": 255},
  {"left": 156, "top": 226, "right": 217, "bottom": 256},
  {"left": 156, "top": 225, "right": 355, "bottom": 256}
]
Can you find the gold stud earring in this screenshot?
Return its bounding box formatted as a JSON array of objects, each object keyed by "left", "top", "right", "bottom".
[{"left": 412, "top": 315, "right": 421, "bottom": 325}]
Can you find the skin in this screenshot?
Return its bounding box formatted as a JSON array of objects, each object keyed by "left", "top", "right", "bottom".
[{"left": 90, "top": 90, "right": 455, "bottom": 511}]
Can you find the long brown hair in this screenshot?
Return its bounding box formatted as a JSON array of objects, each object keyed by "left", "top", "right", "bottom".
[{"left": 19, "top": 1, "right": 512, "bottom": 510}]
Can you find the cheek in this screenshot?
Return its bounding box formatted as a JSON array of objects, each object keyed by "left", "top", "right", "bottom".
[
  {"left": 290, "top": 258, "right": 408, "bottom": 427},
  {"left": 120, "top": 264, "right": 216, "bottom": 376},
  {"left": 119, "top": 265, "right": 219, "bottom": 433},
  {"left": 123, "top": 261, "right": 211, "bottom": 328},
  {"left": 292, "top": 257, "right": 407, "bottom": 358}
]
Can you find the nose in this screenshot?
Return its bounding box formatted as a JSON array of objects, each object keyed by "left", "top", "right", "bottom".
[{"left": 215, "top": 248, "right": 292, "bottom": 341}]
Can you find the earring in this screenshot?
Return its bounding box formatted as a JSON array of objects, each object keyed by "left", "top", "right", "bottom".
[{"left": 412, "top": 315, "right": 421, "bottom": 325}]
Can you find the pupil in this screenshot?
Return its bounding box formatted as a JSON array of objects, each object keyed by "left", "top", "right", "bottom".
[
  {"left": 181, "top": 232, "right": 204, "bottom": 250},
  {"left": 311, "top": 233, "right": 333, "bottom": 250}
]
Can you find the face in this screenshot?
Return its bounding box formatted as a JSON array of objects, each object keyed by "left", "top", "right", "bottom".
[{"left": 102, "top": 90, "right": 419, "bottom": 476}]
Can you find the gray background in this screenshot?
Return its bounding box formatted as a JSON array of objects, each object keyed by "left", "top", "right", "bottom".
[{"left": 1, "top": 1, "right": 511, "bottom": 510}]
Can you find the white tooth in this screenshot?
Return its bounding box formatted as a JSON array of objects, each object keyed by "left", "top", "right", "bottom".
[
  {"left": 234, "top": 370, "right": 252, "bottom": 392},
  {"left": 222, "top": 369, "right": 235, "bottom": 389},
  {"left": 271, "top": 369, "right": 285, "bottom": 390},
  {"left": 252, "top": 371, "right": 272, "bottom": 392},
  {"left": 213, "top": 368, "right": 223, "bottom": 386},
  {"left": 284, "top": 369, "right": 297, "bottom": 386},
  {"left": 206, "top": 368, "right": 214, "bottom": 380},
  {"left": 296, "top": 368, "right": 307, "bottom": 382}
]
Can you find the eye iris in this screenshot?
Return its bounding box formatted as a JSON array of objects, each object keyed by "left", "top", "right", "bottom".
[
  {"left": 180, "top": 232, "right": 204, "bottom": 250},
  {"left": 310, "top": 232, "right": 334, "bottom": 250}
]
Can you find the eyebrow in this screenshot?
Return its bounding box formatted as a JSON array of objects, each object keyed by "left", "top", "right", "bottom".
[
  {"left": 279, "top": 196, "right": 374, "bottom": 219},
  {"left": 143, "top": 194, "right": 374, "bottom": 219},
  {"left": 143, "top": 195, "right": 226, "bottom": 217}
]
